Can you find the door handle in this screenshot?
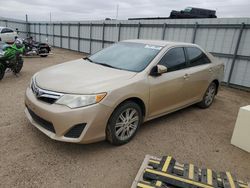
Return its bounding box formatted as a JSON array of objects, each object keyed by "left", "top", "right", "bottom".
[{"left": 183, "top": 73, "right": 189, "bottom": 79}]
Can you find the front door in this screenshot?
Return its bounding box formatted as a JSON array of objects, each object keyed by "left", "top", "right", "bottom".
[{"left": 148, "top": 47, "right": 189, "bottom": 118}]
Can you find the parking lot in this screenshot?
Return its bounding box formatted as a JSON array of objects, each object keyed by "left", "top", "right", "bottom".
[{"left": 0, "top": 48, "right": 249, "bottom": 187}]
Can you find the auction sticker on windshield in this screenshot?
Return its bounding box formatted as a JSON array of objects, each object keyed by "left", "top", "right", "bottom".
[{"left": 144, "top": 44, "right": 162, "bottom": 50}]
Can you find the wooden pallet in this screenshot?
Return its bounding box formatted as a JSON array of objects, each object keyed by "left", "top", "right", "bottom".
[{"left": 131, "top": 155, "right": 250, "bottom": 188}]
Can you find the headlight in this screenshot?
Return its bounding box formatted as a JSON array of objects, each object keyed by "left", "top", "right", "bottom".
[{"left": 55, "top": 93, "right": 106, "bottom": 109}]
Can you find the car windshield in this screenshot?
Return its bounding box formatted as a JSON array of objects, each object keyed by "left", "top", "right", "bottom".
[
  {"left": 184, "top": 7, "right": 192, "bottom": 12},
  {"left": 88, "top": 42, "right": 162, "bottom": 72}
]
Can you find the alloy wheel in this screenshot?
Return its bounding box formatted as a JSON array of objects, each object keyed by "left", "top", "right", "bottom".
[
  {"left": 204, "top": 84, "right": 216, "bottom": 106},
  {"left": 115, "top": 108, "right": 139, "bottom": 141}
]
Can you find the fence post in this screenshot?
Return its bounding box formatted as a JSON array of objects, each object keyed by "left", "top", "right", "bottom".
[
  {"left": 162, "top": 23, "right": 166, "bottom": 40},
  {"left": 137, "top": 22, "right": 141, "bottom": 39},
  {"left": 27, "top": 22, "right": 30, "bottom": 37},
  {"left": 89, "top": 23, "right": 92, "bottom": 54},
  {"left": 52, "top": 23, "right": 55, "bottom": 47},
  {"left": 60, "top": 23, "right": 62, "bottom": 48},
  {"left": 78, "top": 22, "right": 81, "bottom": 52},
  {"left": 192, "top": 22, "right": 198, "bottom": 43},
  {"left": 5, "top": 20, "right": 8, "bottom": 27},
  {"left": 227, "top": 22, "right": 245, "bottom": 86},
  {"left": 68, "top": 23, "right": 70, "bottom": 49},
  {"left": 102, "top": 22, "right": 105, "bottom": 48},
  {"left": 46, "top": 23, "right": 48, "bottom": 39},
  {"left": 34, "top": 23, "right": 36, "bottom": 39},
  {"left": 117, "top": 23, "right": 121, "bottom": 41},
  {"left": 39, "top": 23, "right": 41, "bottom": 42}
]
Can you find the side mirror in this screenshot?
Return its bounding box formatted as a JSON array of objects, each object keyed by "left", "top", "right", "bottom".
[{"left": 150, "top": 65, "right": 168, "bottom": 76}]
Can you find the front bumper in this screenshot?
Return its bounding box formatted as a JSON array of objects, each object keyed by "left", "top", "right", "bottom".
[{"left": 25, "top": 87, "right": 113, "bottom": 144}]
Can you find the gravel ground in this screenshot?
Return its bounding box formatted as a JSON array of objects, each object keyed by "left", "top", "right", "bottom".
[{"left": 0, "top": 48, "right": 249, "bottom": 188}]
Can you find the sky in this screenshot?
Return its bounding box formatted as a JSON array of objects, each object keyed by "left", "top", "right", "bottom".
[{"left": 0, "top": 0, "right": 250, "bottom": 21}]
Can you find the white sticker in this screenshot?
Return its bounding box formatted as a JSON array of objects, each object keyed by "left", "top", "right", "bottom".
[{"left": 145, "top": 44, "right": 162, "bottom": 50}]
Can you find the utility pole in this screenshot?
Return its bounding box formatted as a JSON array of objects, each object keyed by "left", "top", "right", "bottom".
[
  {"left": 115, "top": 4, "right": 119, "bottom": 20},
  {"left": 115, "top": 4, "right": 119, "bottom": 41}
]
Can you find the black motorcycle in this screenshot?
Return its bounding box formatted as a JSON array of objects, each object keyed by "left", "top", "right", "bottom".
[{"left": 23, "top": 37, "right": 51, "bottom": 57}]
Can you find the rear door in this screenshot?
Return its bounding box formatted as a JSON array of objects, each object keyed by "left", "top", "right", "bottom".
[
  {"left": 148, "top": 47, "right": 189, "bottom": 118},
  {"left": 182, "top": 46, "right": 213, "bottom": 102}
]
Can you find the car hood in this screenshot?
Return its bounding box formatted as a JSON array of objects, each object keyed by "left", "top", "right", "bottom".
[{"left": 35, "top": 59, "right": 137, "bottom": 94}]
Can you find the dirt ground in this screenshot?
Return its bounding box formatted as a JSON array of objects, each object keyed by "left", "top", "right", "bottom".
[{"left": 0, "top": 48, "right": 249, "bottom": 188}]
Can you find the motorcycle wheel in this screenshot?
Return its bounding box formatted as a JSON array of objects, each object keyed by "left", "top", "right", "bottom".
[
  {"left": 0, "top": 63, "right": 6, "bottom": 80},
  {"left": 40, "top": 48, "right": 48, "bottom": 57},
  {"left": 13, "top": 58, "right": 23, "bottom": 74}
]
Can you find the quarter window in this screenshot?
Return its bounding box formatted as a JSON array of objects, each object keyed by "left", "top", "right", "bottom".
[
  {"left": 159, "top": 47, "right": 186, "bottom": 72},
  {"left": 186, "top": 47, "right": 210, "bottom": 67}
]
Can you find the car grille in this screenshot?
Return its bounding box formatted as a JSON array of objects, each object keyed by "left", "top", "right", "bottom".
[
  {"left": 64, "top": 123, "right": 86, "bottom": 138},
  {"left": 38, "top": 97, "right": 57, "bottom": 104},
  {"left": 31, "top": 79, "right": 63, "bottom": 104},
  {"left": 27, "top": 107, "right": 55, "bottom": 133}
]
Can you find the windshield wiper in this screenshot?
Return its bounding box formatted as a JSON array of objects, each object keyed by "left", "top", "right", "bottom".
[
  {"left": 97, "top": 63, "right": 116, "bottom": 69},
  {"left": 83, "top": 56, "right": 93, "bottom": 62},
  {"left": 84, "top": 59, "right": 119, "bottom": 69}
]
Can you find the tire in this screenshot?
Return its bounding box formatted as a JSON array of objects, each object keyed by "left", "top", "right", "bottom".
[
  {"left": 106, "top": 101, "right": 142, "bottom": 145},
  {"left": 13, "top": 58, "right": 23, "bottom": 74},
  {"left": 40, "top": 48, "right": 48, "bottom": 57},
  {"left": 197, "top": 82, "right": 217, "bottom": 109},
  {"left": 0, "top": 63, "right": 6, "bottom": 80}
]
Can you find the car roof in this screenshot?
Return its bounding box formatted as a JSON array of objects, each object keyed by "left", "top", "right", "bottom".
[{"left": 122, "top": 39, "right": 199, "bottom": 48}]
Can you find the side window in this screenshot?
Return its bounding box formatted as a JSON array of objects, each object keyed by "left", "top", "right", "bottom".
[
  {"left": 1, "top": 28, "right": 13, "bottom": 34},
  {"left": 186, "top": 47, "right": 211, "bottom": 67},
  {"left": 159, "top": 47, "right": 186, "bottom": 72}
]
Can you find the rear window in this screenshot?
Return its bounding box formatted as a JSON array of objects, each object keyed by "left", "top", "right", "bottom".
[
  {"left": 186, "top": 47, "right": 210, "bottom": 67},
  {"left": 1, "top": 28, "right": 14, "bottom": 34}
]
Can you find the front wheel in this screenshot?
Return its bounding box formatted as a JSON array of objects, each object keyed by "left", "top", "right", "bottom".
[
  {"left": 0, "top": 63, "right": 6, "bottom": 80},
  {"left": 13, "top": 58, "right": 23, "bottom": 74},
  {"left": 197, "top": 82, "right": 217, "bottom": 108},
  {"left": 106, "top": 101, "right": 142, "bottom": 145}
]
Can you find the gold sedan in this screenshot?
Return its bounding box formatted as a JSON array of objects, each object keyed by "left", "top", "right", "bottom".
[{"left": 25, "top": 40, "right": 224, "bottom": 145}]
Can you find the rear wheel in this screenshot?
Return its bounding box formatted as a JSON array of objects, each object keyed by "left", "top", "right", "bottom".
[
  {"left": 106, "top": 101, "right": 142, "bottom": 145},
  {"left": 0, "top": 63, "right": 6, "bottom": 80},
  {"left": 197, "top": 82, "right": 217, "bottom": 108},
  {"left": 40, "top": 48, "right": 48, "bottom": 57}
]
